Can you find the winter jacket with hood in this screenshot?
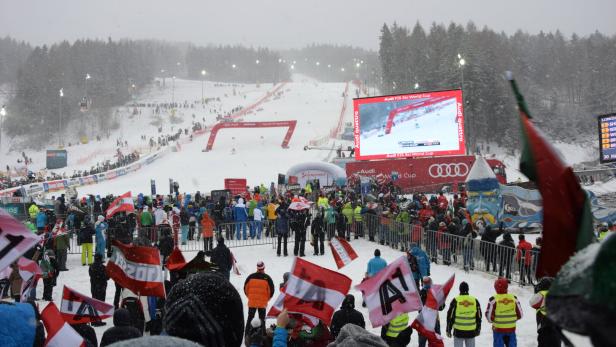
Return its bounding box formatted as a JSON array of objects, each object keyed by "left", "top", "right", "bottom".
[
  {"left": 234, "top": 199, "right": 249, "bottom": 222},
  {"left": 100, "top": 308, "right": 142, "bottom": 346},
  {"left": 409, "top": 246, "right": 430, "bottom": 279},
  {"left": 330, "top": 295, "right": 366, "bottom": 338}
]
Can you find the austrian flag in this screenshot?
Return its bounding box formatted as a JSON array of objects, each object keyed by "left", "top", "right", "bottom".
[
  {"left": 106, "top": 241, "right": 165, "bottom": 297},
  {"left": 282, "top": 257, "right": 352, "bottom": 325},
  {"left": 60, "top": 286, "right": 114, "bottom": 324},
  {"left": 41, "top": 302, "right": 85, "bottom": 347},
  {"left": 411, "top": 274, "right": 455, "bottom": 347},
  {"left": 106, "top": 192, "right": 135, "bottom": 218},
  {"left": 329, "top": 237, "right": 358, "bottom": 269}
]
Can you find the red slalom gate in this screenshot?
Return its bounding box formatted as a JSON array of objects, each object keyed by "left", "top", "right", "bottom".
[{"left": 204, "top": 120, "right": 297, "bottom": 151}]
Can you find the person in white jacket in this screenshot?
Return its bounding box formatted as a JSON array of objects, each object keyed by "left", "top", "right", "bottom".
[{"left": 253, "top": 205, "right": 264, "bottom": 239}]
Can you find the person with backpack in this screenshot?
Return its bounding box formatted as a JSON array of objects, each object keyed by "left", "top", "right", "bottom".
[{"left": 100, "top": 308, "right": 142, "bottom": 346}]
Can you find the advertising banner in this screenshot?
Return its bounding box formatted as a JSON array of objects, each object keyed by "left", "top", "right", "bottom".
[
  {"left": 499, "top": 185, "right": 543, "bottom": 229},
  {"left": 46, "top": 150, "right": 68, "bottom": 169},
  {"left": 224, "top": 178, "right": 247, "bottom": 196},
  {"left": 598, "top": 113, "right": 616, "bottom": 163},
  {"left": 354, "top": 90, "right": 465, "bottom": 160}
]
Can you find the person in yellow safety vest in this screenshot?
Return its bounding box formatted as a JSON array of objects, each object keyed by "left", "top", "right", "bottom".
[
  {"left": 305, "top": 182, "right": 312, "bottom": 195},
  {"left": 529, "top": 277, "right": 563, "bottom": 347},
  {"left": 341, "top": 202, "right": 354, "bottom": 241},
  {"left": 28, "top": 203, "right": 40, "bottom": 220},
  {"left": 598, "top": 223, "right": 610, "bottom": 241},
  {"left": 446, "top": 281, "right": 482, "bottom": 347},
  {"left": 317, "top": 193, "right": 329, "bottom": 210},
  {"left": 485, "top": 277, "right": 523, "bottom": 347},
  {"left": 353, "top": 201, "right": 363, "bottom": 239},
  {"left": 381, "top": 312, "right": 412, "bottom": 346}
]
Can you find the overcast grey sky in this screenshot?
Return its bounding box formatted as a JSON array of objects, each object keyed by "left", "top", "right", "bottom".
[{"left": 2, "top": 0, "right": 615, "bottom": 50}]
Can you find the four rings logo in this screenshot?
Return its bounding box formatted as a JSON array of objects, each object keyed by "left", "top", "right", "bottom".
[{"left": 428, "top": 163, "right": 469, "bottom": 178}]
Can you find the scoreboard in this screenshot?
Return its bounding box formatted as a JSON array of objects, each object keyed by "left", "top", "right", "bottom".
[{"left": 599, "top": 113, "right": 616, "bottom": 163}]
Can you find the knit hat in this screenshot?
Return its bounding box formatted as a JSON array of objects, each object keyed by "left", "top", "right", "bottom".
[
  {"left": 164, "top": 272, "right": 244, "bottom": 347},
  {"left": 107, "top": 336, "right": 203, "bottom": 347},
  {"left": 250, "top": 317, "right": 261, "bottom": 328},
  {"left": 97, "top": 215, "right": 104, "bottom": 222},
  {"left": 422, "top": 276, "right": 432, "bottom": 286},
  {"left": 494, "top": 277, "right": 508, "bottom": 294},
  {"left": 257, "top": 261, "right": 265, "bottom": 272}
]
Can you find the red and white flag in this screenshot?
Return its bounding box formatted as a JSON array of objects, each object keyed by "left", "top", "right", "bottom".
[
  {"left": 355, "top": 256, "right": 422, "bottom": 327},
  {"left": 18, "top": 257, "right": 42, "bottom": 302},
  {"left": 329, "top": 237, "right": 358, "bottom": 269},
  {"left": 165, "top": 246, "right": 187, "bottom": 271},
  {"left": 411, "top": 274, "right": 456, "bottom": 347},
  {"left": 105, "top": 192, "right": 135, "bottom": 218},
  {"left": 106, "top": 241, "right": 165, "bottom": 297},
  {"left": 41, "top": 302, "right": 86, "bottom": 347},
  {"left": 0, "top": 208, "right": 42, "bottom": 272},
  {"left": 60, "top": 286, "right": 114, "bottom": 324},
  {"left": 282, "top": 257, "right": 351, "bottom": 325},
  {"left": 267, "top": 287, "right": 319, "bottom": 328}
]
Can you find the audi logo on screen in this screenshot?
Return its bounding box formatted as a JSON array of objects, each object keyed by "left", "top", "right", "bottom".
[{"left": 428, "top": 163, "right": 469, "bottom": 178}]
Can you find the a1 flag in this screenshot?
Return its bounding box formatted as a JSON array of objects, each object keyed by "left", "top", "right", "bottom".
[
  {"left": 18, "top": 257, "right": 42, "bottom": 302},
  {"left": 106, "top": 241, "right": 165, "bottom": 297},
  {"left": 106, "top": 192, "right": 135, "bottom": 218},
  {"left": 60, "top": 286, "right": 114, "bottom": 324},
  {"left": 329, "top": 237, "right": 358, "bottom": 269},
  {"left": 0, "top": 208, "right": 42, "bottom": 272},
  {"left": 411, "top": 274, "right": 456, "bottom": 347},
  {"left": 355, "top": 256, "right": 422, "bottom": 327},
  {"left": 283, "top": 257, "right": 352, "bottom": 325},
  {"left": 41, "top": 302, "right": 85, "bottom": 347}
]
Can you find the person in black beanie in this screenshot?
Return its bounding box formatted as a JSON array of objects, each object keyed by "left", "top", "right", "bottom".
[
  {"left": 446, "top": 281, "right": 482, "bottom": 346},
  {"left": 100, "top": 308, "right": 142, "bottom": 346},
  {"left": 210, "top": 237, "right": 232, "bottom": 279},
  {"left": 164, "top": 272, "right": 244, "bottom": 347}
]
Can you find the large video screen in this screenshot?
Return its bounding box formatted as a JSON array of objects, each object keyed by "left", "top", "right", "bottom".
[
  {"left": 598, "top": 113, "right": 616, "bottom": 163},
  {"left": 353, "top": 90, "right": 465, "bottom": 160}
]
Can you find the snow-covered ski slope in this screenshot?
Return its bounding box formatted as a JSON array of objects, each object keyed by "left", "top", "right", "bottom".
[{"left": 70, "top": 74, "right": 354, "bottom": 195}]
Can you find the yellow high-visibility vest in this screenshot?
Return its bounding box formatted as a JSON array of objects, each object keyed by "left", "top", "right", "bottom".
[
  {"left": 386, "top": 313, "right": 409, "bottom": 338},
  {"left": 538, "top": 290, "right": 548, "bottom": 316},
  {"left": 453, "top": 294, "right": 477, "bottom": 331},
  {"left": 493, "top": 293, "right": 517, "bottom": 329},
  {"left": 354, "top": 206, "right": 363, "bottom": 221}
]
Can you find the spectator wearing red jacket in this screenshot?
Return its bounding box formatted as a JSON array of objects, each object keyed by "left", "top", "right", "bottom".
[
  {"left": 516, "top": 234, "right": 534, "bottom": 286},
  {"left": 437, "top": 192, "right": 449, "bottom": 213}
]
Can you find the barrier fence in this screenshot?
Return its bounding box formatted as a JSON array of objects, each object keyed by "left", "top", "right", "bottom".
[{"left": 22, "top": 205, "right": 536, "bottom": 285}]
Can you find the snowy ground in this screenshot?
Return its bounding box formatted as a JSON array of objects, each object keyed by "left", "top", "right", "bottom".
[
  {"left": 360, "top": 100, "right": 460, "bottom": 157},
  {"left": 36, "top": 239, "right": 588, "bottom": 346}
]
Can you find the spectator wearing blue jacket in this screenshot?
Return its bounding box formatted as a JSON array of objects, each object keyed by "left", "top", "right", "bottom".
[
  {"left": 234, "top": 198, "right": 249, "bottom": 240},
  {"left": 367, "top": 249, "right": 387, "bottom": 277},
  {"left": 409, "top": 244, "right": 430, "bottom": 289},
  {"left": 94, "top": 215, "right": 108, "bottom": 259},
  {"left": 36, "top": 210, "right": 48, "bottom": 232}
]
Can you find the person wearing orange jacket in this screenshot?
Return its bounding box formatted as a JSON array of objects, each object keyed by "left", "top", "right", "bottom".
[
  {"left": 515, "top": 234, "right": 533, "bottom": 286},
  {"left": 200, "top": 211, "right": 216, "bottom": 252},
  {"left": 244, "top": 261, "right": 275, "bottom": 335}
]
